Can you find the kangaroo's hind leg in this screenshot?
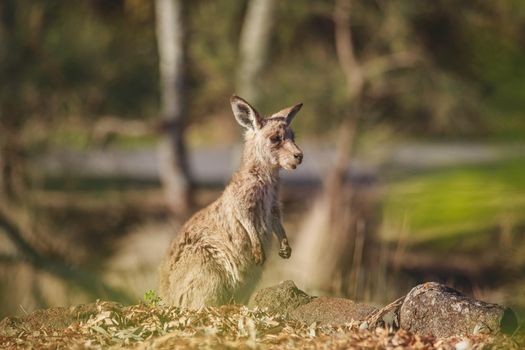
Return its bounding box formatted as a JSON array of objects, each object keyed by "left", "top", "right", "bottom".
[{"left": 161, "top": 251, "right": 232, "bottom": 308}]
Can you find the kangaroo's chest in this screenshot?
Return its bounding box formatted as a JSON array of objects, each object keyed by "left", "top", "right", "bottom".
[
  {"left": 254, "top": 185, "right": 276, "bottom": 235},
  {"left": 223, "top": 175, "right": 279, "bottom": 249}
]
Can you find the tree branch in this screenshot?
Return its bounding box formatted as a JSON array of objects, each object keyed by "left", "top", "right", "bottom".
[{"left": 364, "top": 51, "right": 419, "bottom": 80}]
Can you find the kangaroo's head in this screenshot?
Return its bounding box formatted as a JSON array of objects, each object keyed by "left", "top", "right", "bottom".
[{"left": 231, "top": 95, "right": 303, "bottom": 170}]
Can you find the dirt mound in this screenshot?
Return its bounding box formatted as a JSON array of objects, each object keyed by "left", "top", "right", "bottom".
[
  {"left": 290, "top": 296, "right": 377, "bottom": 325},
  {"left": 249, "top": 280, "right": 313, "bottom": 316}
]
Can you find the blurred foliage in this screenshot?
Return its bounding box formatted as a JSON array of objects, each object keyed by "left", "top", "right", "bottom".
[
  {"left": 2, "top": 0, "right": 525, "bottom": 319},
  {"left": 2, "top": 0, "right": 525, "bottom": 143},
  {"left": 1, "top": 0, "right": 158, "bottom": 125}
]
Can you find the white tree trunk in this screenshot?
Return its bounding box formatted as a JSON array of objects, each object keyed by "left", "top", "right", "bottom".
[
  {"left": 238, "top": 0, "right": 276, "bottom": 105},
  {"left": 155, "top": 0, "right": 191, "bottom": 216}
]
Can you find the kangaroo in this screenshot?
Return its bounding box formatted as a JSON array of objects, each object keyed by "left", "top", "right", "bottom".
[{"left": 158, "top": 95, "right": 303, "bottom": 308}]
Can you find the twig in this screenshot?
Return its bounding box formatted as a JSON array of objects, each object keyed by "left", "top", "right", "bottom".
[{"left": 365, "top": 295, "right": 405, "bottom": 329}]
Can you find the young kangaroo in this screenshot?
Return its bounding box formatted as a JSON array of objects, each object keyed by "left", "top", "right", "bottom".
[{"left": 158, "top": 95, "right": 303, "bottom": 308}]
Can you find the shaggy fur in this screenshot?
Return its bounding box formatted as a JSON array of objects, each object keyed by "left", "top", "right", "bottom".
[{"left": 158, "top": 95, "right": 303, "bottom": 308}]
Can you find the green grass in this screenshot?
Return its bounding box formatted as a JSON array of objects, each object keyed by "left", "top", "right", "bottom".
[{"left": 382, "top": 158, "right": 525, "bottom": 246}]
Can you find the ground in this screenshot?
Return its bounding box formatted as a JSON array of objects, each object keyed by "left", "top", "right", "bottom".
[{"left": 0, "top": 301, "right": 522, "bottom": 349}]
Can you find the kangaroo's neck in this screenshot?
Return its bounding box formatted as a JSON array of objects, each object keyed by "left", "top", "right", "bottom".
[
  {"left": 227, "top": 159, "right": 279, "bottom": 233},
  {"left": 239, "top": 136, "right": 280, "bottom": 181},
  {"left": 238, "top": 159, "right": 279, "bottom": 187},
  {"left": 224, "top": 147, "right": 280, "bottom": 203}
]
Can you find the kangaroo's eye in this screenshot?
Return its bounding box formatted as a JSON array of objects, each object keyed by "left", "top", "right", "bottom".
[{"left": 270, "top": 135, "right": 281, "bottom": 144}]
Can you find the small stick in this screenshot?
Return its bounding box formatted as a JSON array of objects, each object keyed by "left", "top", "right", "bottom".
[{"left": 365, "top": 295, "right": 406, "bottom": 329}]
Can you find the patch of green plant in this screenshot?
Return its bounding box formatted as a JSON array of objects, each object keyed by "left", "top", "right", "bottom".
[{"left": 143, "top": 290, "right": 162, "bottom": 307}]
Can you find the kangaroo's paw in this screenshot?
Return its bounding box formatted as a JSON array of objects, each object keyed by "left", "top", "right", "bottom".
[
  {"left": 252, "top": 246, "right": 265, "bottom": 265},
  {"left": 279, "top": 239, "right": 292, "bottom": 259}
]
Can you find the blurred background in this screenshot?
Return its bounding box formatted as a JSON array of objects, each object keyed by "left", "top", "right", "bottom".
[{"left": 1, "top": 0, "right": 525, "bottom": 320}]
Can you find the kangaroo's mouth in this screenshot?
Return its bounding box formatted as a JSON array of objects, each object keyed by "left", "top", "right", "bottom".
[{"left": 282, "top": 161, "right": 300, "bottom": 170}]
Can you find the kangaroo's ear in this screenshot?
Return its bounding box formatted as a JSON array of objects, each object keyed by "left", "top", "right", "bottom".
[
  {"left": 272, "top": 103, "right": 303, "bottom": 125},
  {"left": 230, "top": 95, "right": 263, "bottom": 130}
]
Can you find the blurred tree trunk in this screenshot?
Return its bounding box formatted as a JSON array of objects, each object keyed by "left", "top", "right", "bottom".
[
  {"left": 325, "top": 0, "right": 363, "bottom": 206},
  {"left": 0, "top": 139, "right": 25, "bottom": 202},
  {"left": 292, "top": 0, "right": 419, "bottom": 299},
  {"left": 237, "top": 0, "right": 276, "bottom": 105},
  {"left": 155, "top": 0, "right": 192, "bottom": 217},
  {"left": 0, "top": 1, "right": 25, "bottom": 204},
  {"left": 0, "top": 2, "right": 10, "bottom": 201},
  {"left": 292, "top": 0, "right": 368, "bottom": 298}
]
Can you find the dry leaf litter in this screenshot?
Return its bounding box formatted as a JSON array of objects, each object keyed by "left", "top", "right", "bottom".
[{"left": 0, "top": 300, "right": 522, "bottom": 349}]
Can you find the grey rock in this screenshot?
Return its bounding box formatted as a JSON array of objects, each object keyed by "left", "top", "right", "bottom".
[
  {"left": 399, "top": 282, "right": 517, "bottom": 338},
  {"left": 249, "top": 280, "right": 313, "bottom": 316}
]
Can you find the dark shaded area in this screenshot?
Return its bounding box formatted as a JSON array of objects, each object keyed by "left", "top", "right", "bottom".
[{"left": 0, "top": 211, "right": 132, "bottom": 303}]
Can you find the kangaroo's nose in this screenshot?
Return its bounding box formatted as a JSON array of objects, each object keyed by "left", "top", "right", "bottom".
[{"left": 294, "top": 152, "right": 303, "bottom": 163}]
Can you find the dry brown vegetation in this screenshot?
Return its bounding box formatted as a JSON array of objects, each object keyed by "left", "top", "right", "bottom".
[{"left": 0, "top": 301, "right": 522, "bottom": 349}]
